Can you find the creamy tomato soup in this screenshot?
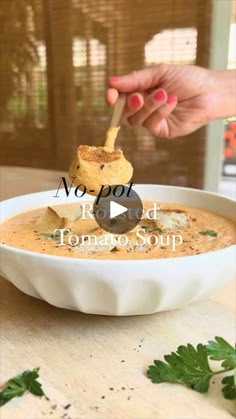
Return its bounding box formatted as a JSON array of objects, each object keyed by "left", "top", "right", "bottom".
[{"left": 1, "top": 202, "right": 235, "bottom": 260}]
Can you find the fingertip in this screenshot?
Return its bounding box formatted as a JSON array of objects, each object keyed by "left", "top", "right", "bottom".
[
  {"left": 106, "top": 88, "right": 119, "bottom": 106},
  {"left": 153, "top": 89, "right": 168, "bottom": 103},
  {"left": 127, "top": 93, "right": 144, "bottom": 110},
  {"left": 167, "top": 95, "right": 178, "bottom": 105},
  {"left": 108, "top": 76, "right": 122, "bottom": 87},
  {"left": 109, "top": 74, "right": 140, "bottom": 92}
]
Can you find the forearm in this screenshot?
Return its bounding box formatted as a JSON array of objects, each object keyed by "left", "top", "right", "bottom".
[{"left": 209, "top": 70, "right": 236, "bottom": 121}]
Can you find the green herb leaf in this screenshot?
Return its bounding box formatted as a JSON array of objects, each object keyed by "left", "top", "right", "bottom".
[
  {"left": 22, "top": 369, "right": 44, "bottom": 397},
  {"left": 140, "top": 225, "right": 163, "bottom": 234},
  {"left": 0, "top": 368, "right": 44, "bottom": 407},
  {"left": 147, "top": 343, "right": 214, "bottom": 393},
  {"left": 207, "top": 336, "right": 236, "bottom": 370},
  {"left": 41, "top": 233, "right": 57, "bottom": 239},
  {"left": 147, "top": 337, "right": 236, "bottom": 399},
  {"left": 222, "top": 374, "right": 236, "bottom": 400},
  {"left": 0, "top": 379, "right": 26, "bottom": 407},
  {"left": 41, "top": 230, "right": 70, "bottom": 240},
  {"left": 140, "top": 225, "right": 153, "bottom": 232},
  {"left": 199, "top": 230, "right": 218, "bottom": 237}
]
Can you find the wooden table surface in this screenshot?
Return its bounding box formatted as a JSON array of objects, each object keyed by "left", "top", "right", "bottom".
[{"left": 0, "top": 166, "right": 235, "bottom": 419}]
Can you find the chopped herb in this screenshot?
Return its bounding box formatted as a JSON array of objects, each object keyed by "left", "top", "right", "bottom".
[
  {"left": 140, "top": 225, "right": 151, "bottom": 232},
  {"left": 0, "top": 368, "right": 44, "bottom": 407},
  {"left": 160, "top": 246, "right": 167, "bottom": 249},
  {"left": 199, "top": 230, "right": 218, "bottom": 237},
  {"left": 41, "top": 230, "right": 70, "bottom": 240},
  {"left": 147, "top": 336, "right": 236, "bottom": 400},
  {"left": 140, "top": 225, "right": 163, "bottom": 234},
  {"left": 41, "top": 233, "right": 57, "bottom": 239}
]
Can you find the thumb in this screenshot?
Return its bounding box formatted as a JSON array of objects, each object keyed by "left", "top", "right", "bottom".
[{"left": 108, "top": 64, "right": 168, "bottom": 93}]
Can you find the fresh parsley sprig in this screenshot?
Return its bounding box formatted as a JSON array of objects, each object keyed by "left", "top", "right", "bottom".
[
  {"left": 0, "top": 368, "right": 44, "bottom": 407},
  {"left": 147, "top": 337, "right": 236, "bottom": 400}
]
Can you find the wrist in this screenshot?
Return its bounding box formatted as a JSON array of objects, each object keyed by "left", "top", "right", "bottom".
[{"left": 208, "top": 70, "right": 236, "bottom": 121}]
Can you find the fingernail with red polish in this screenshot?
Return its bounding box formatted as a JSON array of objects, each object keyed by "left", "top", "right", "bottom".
[
  {"left": 154, "top": 90, "right": 166, "bottom": 102},
  {"left": 167, "top": 95, "right": 178, "bottom": 104},
  {"left": 130, "top": 94, "right": 141, "bottom": 109},
  {"left": 109, "top": 76, "right": 121, "bottom": 84}
]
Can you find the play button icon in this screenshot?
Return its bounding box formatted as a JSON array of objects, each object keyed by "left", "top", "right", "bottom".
[
  {"left": 93, "top": 185, "right": 143, "bottom": 234},
  {"left": 110, "top": 201, "right": 127, "bottom": 218}
]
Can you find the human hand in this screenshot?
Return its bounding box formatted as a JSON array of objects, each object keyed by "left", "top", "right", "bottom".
[{"left": 107, "top": 64, "right": 234, "bottom": 139}]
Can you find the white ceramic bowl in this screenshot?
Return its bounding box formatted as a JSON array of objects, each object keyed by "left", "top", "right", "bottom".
[{"left": 0, "top": 185, "right": 235, "bottom": 316}]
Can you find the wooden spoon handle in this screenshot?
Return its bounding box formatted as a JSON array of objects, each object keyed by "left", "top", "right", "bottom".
[
  {"left": 109, "top": 93, "right": 126, "bottom": 128},
  {"left": 104, "top": 94, "right": 126, "bottom": 149}
]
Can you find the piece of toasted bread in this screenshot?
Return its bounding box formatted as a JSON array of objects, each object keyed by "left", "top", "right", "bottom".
[{"left": 78, "top": 145, "right": 122, "bottom": 162}]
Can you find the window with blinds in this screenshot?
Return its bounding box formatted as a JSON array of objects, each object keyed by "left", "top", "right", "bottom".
[{"left": 0, "top": 0, "right": 212, "bottom": 188}]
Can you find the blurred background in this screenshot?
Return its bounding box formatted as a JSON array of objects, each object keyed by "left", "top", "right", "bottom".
[{"left": 0, "top": 0, "right": 235, "bottom": 195}]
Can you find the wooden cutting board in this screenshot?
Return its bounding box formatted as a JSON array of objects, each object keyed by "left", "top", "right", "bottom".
[{"left": 0, "top": 166, "right": 235, "bottom": 419}]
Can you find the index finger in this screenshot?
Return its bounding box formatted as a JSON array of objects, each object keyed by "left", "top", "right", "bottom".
[{"left": 108, "top": 64, "right": 167, "bottom": 93}]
